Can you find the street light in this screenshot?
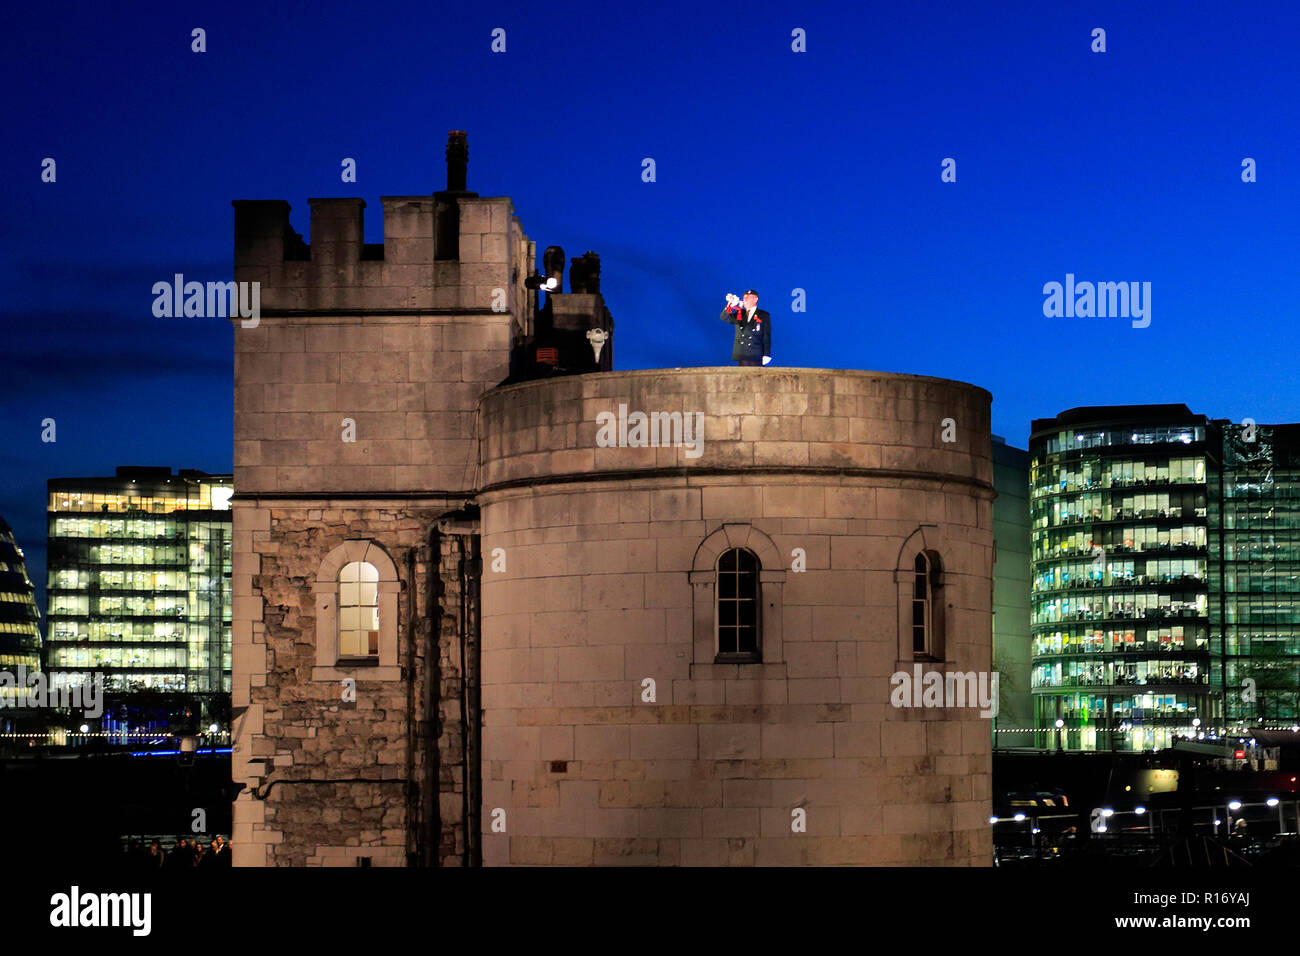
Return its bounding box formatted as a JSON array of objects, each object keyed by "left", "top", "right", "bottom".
[{"left": 1226, "top": 800, "right": 1242, "bottom": 834}]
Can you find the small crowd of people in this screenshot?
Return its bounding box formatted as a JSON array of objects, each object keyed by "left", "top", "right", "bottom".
[{"left": 123, "top": 836, "right": 231, "bottom": 870}]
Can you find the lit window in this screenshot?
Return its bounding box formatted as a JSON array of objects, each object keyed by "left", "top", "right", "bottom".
[
  {"left": 312, "top": 540, "right": 400, "bottom": 679},
  {"left": 338, "top": 561, "right": 379, "bottom": 658}
]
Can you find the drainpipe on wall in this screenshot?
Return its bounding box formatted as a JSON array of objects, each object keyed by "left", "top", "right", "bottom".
[
  {"left": 465, "top": 533, "right": 482, "bottom": 867},
  {"left": 424, "top": 526, "right": 444, "bottom": 867},
  {"left": 458, "top": 536, "right": 470, "bottom": 866},
  {"left": 430, "top": 509, "right": 480, "bottom": 867},
  {"left": 405, "top": 545, "right": 421, "bottom": 866}
]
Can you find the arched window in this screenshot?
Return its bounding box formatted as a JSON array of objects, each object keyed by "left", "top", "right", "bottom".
[
  {"left": 912, "top": 553, "right": 931, "bottom": 655},
  {"left": 338, "top": 561, "right": 380, "bottom": 658},
  {"left": 689, "top": 524, "right": 786, "bottom": 668},
  {"left": 910, "top": 550, "right": 944, "bottom": 659},
  {"left": 716, "top": 547, "right": 760, "bottom": 661},
  {"left": 313, "top": 540, "right": 401, "bottom": 680}
]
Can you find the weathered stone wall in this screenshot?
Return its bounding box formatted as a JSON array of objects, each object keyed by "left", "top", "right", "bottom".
[
  {"left": 231, "top": 501, "right": 470, "bottom": 866},
  {"left": 476, "top": 368, "right": 995, "bottom": 865},
  {"left": 231, "top": 187, "right": 523, "bottom": 865}
]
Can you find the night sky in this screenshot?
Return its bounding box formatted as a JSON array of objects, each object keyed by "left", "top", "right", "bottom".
[{"left": 3, "top": 0, "right": 1298, "bottom": 621}]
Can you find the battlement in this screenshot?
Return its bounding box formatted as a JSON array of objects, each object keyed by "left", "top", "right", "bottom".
[
  {"left": 233, "top": 194, "right": 533, "bottom": 313},
  {"left": 232, "top": 132, "right": 535, "bottom": 313}
]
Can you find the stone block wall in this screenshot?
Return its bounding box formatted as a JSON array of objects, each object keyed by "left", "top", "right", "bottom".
[
  {"left": 232, "top": 192, "right": 532, "bottom": 496},
  {"left": 475, "top": 368, "right": 996, "bottom": 865},
  {"left": 231, "top": 312, "right": 512, "bottom": 496},
  {"left": 230, "top": 500, "right": 472, "bottom": 866},
  {"left": 233, "top": 196, "right": 533, "bottom": 318}
]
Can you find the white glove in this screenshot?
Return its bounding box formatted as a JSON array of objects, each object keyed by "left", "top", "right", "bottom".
[
  {"left": 762, "top": 356, "right": 772, "bottom": 366},
  {"left": 725, "top": 293, "right": 740, "bottom": 307}
]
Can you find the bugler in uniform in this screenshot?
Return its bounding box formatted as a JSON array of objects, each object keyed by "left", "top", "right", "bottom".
[{"left": 720, "top": 288, "right": 771, "bottom": 366}]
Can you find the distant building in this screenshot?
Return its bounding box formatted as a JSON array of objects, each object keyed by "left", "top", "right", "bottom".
[
  {"left": 1216, "top": 422, "right": 1300, "bottom": 724},
  {"left": 1030, "top": 406, "right": 1219, "bottom": 750},
  {"left": 0, "top": 516, "right": 43, "bottom": 715},
  {"left": 991, "top": 437, "right": 1032, "bottom": 746},
  {"left": 45, "top": 467, "right": 232, "bottom": 728},
  {"left": 1029, "top": 406, "right": 1300, "bottom": 751}
]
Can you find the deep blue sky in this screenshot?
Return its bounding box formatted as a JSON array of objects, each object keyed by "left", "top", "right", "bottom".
[{"left": 3, "top": 0, "right": 1298, "bottom": 620}]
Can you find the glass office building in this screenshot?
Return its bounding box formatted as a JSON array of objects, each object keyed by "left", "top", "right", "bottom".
[
  {"left": 1029, "top": 406, "right": 1221, "bottom": 751},
  {"left": 1217, "top": 423, "right": 1300, "bottom": 724},
  {"left": 46, "top": 467, "right": 232, "bottom": 727},
  {"left": 0, "top": 515, "right": 43, "bottom": 713}
]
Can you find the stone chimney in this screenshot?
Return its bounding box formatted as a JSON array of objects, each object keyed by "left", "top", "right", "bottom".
[
  {"left": 446, "top": 130, "right": 468, "bottom": 192},
  {"left": 530, "top": 248, "right": 614, "bottom": 374}
]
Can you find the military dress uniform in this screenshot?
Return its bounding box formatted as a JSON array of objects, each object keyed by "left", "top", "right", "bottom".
[{"left": 720, "top": 302, "right": 771, "bottom": 365}]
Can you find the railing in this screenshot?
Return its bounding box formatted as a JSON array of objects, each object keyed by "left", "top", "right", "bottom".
[
  {"left": 1034, "top": 575, "right": 1206, "bottom": 593},
  {"left": 1030, "top": 675, "right": 1209, "bottom": 689},
  {"left": 993, "top": 800, "right": 1300, "bottom": 865},
  {"left": 1032, "top": 608, "right": 1206, "bottom": 625},
  {"left": 1032, "top": 477, "right": 1206, "bottom": 498},
  {"left": 1036, "top": 543, "right": 1206, "bottom": 560},
  {"left": 1032, "top": 644, "right": 1210, "bottom": 657}
]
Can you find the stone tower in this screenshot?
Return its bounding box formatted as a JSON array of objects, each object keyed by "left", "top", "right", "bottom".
[
  {"left": 230, "top": 137, "right": 994, "bottom": 867},
  {"left": 477, "top": 369, "right": 995, "bottom": 865},
  {"left": 230, "top": 132, "right": 548, "bottom": 865}
]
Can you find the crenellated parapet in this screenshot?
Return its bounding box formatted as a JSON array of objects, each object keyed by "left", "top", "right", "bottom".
[{"left": 233, "top": 193, "right": 534, "bottom": 315}]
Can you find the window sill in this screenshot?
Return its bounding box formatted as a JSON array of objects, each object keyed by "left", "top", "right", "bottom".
[
  {"left": 312, "top": 665, "right": 401, "bottom": 682},
  {"left": 898, "top": 657, "right": 948, "bottom": 671},
  {"left": 714, "top": 653, "right": 762, "bottom": 665}
]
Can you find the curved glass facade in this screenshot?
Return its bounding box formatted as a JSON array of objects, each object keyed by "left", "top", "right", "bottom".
[
  {"left": 1029, "top": 409, "right": 1222, "bottom": 750},
  {"left": 0, "top": 515, "right": 43, "bottom": 711}
]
